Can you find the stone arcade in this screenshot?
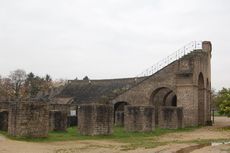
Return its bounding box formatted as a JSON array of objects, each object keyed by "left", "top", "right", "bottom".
[{"left": 0, "top": 41, "right": 212, "bottom": 136}]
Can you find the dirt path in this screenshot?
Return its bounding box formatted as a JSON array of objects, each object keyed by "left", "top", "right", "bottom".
[{"left": 0, "top": 117, "right": 229, "bottom": 153}]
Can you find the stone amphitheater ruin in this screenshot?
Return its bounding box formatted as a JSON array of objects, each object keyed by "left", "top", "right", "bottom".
[{"left": 0, "top": 41, "right": 212, "bottom": 136}]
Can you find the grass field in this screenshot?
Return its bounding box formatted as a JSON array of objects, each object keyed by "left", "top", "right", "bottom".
[
  {"left": 0, "top": 126, "right": 198, "bottom": 150},
  {"left": 1, "top": 125, "right": 230, "bottom": 151}
]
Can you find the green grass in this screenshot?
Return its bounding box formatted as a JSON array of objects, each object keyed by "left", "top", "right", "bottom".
[
  {"left": 0, "top": 126, "right": 198, "bottom": 150},
  {"left": 214, "top": 111, "right": 222, "bottom": 116},
  {"left": 1, "top": 126, "right": 230, "bottom": 151},
  {"left": 0, "top": 126, "right": 197, "bottom": 143}
]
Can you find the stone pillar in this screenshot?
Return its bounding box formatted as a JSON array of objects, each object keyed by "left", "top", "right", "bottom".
[
  {"left": 0, "top": 110, "right": 8, "bottom": 131},
  {"left": 8, "top": 101, "right": 49, "bottom": 138},
  {"left": 49, "top": 110, "right": 67, "bottom": 131},
  {"left": 203, "top": 41, "right": 212, "bottom": 124},
  {"left": 124, "top": 105, "right": 155, "bottom": 132},
  {"left": 78, "top": 104, "right": 113, "bottom": 136},
  {"left": 206, "top": 89, "right": 212, "bottom": 125},
  {"left": 158, "top": 106, "right": 184, "bottom": 129},
  {"left": 177, "top": 85, "right": 198, "bottom": 127}
]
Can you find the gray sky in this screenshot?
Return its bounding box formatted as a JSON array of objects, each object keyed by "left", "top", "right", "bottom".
[{"left": 0, "top": 0, "right": 230, "bottom": 90}]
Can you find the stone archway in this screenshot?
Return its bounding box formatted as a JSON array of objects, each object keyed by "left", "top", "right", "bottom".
[
  {"left": 164, "top": 91, "right": 177, "bottom": 106},
  {"left": 150, "top": 87, "right": 177, "bottom": 126},
  {"left": 114, "top": 101, "right": 129, "bottom": 126},
  {"left": 198, "top": 73, "right": 205, "bottom": 125}
]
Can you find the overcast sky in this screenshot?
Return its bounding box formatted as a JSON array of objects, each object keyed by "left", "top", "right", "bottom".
[{"left": 0, "top": 0, "right": 230, "bottom": 90}]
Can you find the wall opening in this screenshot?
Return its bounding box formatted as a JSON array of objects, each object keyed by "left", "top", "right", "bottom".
[
  {"left": 198, "top": 73, "right": 205, "bottom": 125},
  {"left": 150, "top": 87, "right": 177, "bottom": 126},
  {"left": 114, "top": 101, "right": 129, "bottom": 126}
]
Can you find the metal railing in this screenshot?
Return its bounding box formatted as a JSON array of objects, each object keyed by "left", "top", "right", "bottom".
[{"left": 136, "top": 41, "right": 202, "bottom": 77}]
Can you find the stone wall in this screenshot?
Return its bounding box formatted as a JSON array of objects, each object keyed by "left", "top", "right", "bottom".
[
  {"left": 49, "top": 110, "right": 67, "bottom": 131},
  {"left": 0, "top": 110, "right": 8, "bottom": 131},
  {"left": 124, "top": 106, "right": 155, "bottom": 132},
  {"left": 49, "top": 104, "right": 70, "bottom": 114},
  {"left": 78, "top": 104, "right": 113, "bottom": 136},
  {"left": 8, "top": 101, "right": 49, "bottom": 137},
  {"left": 0, "top": 102, "right": 9, "bottom": 110},
  {"left": 112, "top": 41, "right": 212, "bottom": 127},
  {"left": 158, "top": 106, "right": 183, "bottom": 129}
]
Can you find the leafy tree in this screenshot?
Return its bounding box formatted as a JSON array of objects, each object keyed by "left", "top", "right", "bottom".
[
  {"left": 215, "top": 88, "right": 230, "bottom": 117},
  {"left": 25, "top": 72, "right": 41, "bottom": 97},
  {"left": 25, "top": 73, "right": 53, "bottom": 98},
  {"left": 0, "top": 70, "right": 54, "bottom": 100},
  {"left": 42, "top": 74, "right": 53, "bottom": 91},
  {"left": 83, "top": 76, "right": 89, "bottom": 81}
]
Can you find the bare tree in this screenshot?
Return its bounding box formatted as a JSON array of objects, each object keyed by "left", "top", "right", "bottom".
[
  {"left": 9, "top": 69, "right": 27, "bottom": 99},
  {"left": 0, "top": 76, "right": 14, "bottom": 101}
]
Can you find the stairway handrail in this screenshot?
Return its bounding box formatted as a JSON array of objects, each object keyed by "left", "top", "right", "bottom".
[{"left": 136, "top": 41, "right": 202, "bottom": 78}]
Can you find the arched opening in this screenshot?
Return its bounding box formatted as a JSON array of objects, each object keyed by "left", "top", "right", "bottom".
[
  {"left": 114, "top": 101, "right": 129, "bottom": 126},
  {"left": 150, "top": 87, "right": 177, "bottom": 126},
  {"left": 164, "top": 91, "right": 177, "bottom": 106},
  {"left": 172, "top": 95, "right": 177, "bottom": 106},
  {"left": 198, "top": 73, "right": 205, "bottom": 125}
]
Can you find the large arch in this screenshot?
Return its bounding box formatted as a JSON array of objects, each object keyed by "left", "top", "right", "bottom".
[
  {"left": 114, "top": 101, "right": 129, "bottom": 126},
  {"left": 198, "top": 73, "right": 205, "bottom": 125},
  {"left": 164, "top": 92, "right": 177, "bottom": 106},
  {"left": 150, "top": 87, "right": 177, "bottom": 126}
]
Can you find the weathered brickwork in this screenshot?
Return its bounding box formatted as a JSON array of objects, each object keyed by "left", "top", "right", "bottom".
[
  {"left": 0, "top": 102, "right": 9, "bottom": 110},
  {"left": 78, "top": 104, "right": 113, "bottom": 136},
  {"left": 49, "top": 110, "right": 67, "bottom": 131},
  {"left": 49, "top": 104, "right": 70, "bottom": 113},
  {"left": 8, "top": 101, "right": 49, "bottom": 138},
  {"left": 124, "top": 106, "right": 155, "bottom": 132},
  {"left": 158, "top": 106, "right": 184, "bottom": 129},
  {"left": 112, "top": 41, "right": 212, "bottom": 127},
  {"left": 0, "top": 110, "right": 8, "bottom": 131}
]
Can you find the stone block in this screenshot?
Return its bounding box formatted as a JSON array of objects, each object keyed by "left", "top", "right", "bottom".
[
  {"left": 158, "top": 106, "right": 184, "bottom": 129},
  {"left": 124, "top": 105, "right": 155, "bottom": 132},
  {"left": 8, "top": 101, "right": 49, "bottom": 138},
  {"left": 78, "top": 104, "right": 113, "bottom": 136}
]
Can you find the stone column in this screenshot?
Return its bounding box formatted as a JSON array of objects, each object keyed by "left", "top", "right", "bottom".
[
  {"left": 78, "top": 104, "right": 113, "bottom": 136},
  {"left": 124, "top": 105, "right": 155, "bottom": 132},
  {"left": 158, "top": 106, "right": 184, "bottom": 129},
  {"left": 8, "top": 101, "right": 49, "bottom": 138},
  {"left": 177, "top": 85, "right": 198, "bottom": 127}
]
